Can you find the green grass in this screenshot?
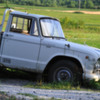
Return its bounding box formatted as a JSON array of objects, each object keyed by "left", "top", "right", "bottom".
[
  {"left": 24, "top": 81, "right": 81, "bottom": 90},
  {"left": 0, "top": 91, "right": 17, "bottom": 100},
  {"left": 17, "top": 93, "right": 61, "bottom": 100},
  {"left": 64, "top": 29, "right": 100, "bottom": 48},
  {"left": 18, "top": 93, "right": 61, "bottom": 100},
  {"left": 17, "top": 93, "right": 39, "bottom": 100},
  {"left": 0, "top": 3, "right": 100, "bottom": 49},
  {"left": 0, "top": 3, "right": 100, "bottom": 24},
  {"left": 24, "top": 80, "right": 100, "bottom": 91},
  {"left": 0, "top": 3, "right": 100, "bottom": 26}
]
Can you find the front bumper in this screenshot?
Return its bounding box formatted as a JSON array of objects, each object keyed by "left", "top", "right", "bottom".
[{"left": 83, "top": 72, "right": 100, "bottom": 81}]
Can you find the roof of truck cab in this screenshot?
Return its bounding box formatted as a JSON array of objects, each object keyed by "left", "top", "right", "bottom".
[{"left": 10, "top": 10, "right": 55, "bottom": 19}]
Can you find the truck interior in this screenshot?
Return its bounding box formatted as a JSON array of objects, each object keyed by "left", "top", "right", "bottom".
[
  {"left": 10, "top": 16, "right": 32, "bottom": 35},
  {"left": 10, "top": 16, "right": 39, "bottom": 36}
]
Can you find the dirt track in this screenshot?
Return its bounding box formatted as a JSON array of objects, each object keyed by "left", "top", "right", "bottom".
[
  {"left": 34, "top": 9, "right": 100, "bottom": 15},
  {"left": 33, "top": 9, "right": 100, "bottom": 15},
  {"left": 61, "top": 10, "right": 100, "bottom": 15},
  {"left": 0, "top": 78, "right": 100, "bottom": 100}
]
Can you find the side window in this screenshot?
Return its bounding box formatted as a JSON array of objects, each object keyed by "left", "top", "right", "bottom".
[
  {"left": 32, "top": 20, "right": 38, "bottom": 36},
  {"left": 10, "top": 16, "right": 32, "bottom": 35}
]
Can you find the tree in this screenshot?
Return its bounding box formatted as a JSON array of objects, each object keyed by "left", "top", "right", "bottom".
[
  {"left": 56, "top": 0, "right": 62, "bottom": 6},
  {"left": 36, "top": 0, "right": 41, "bottom": 6},
  {"left": 82, "top": 0, "right": 86, "bottom": 8},
  {"left": 0, "top": 0, "right": 99, "bottom": 9},
  {"left": 86, "top": 0, "right": 94, "bottom": 8},
  {"left": 52, "top": 0, "right": 57, "bottom": 7},
  {"left": 65, "top": 0, "right": 70, "bottom": 7},
  {"left": 0, "top": 0, "right": 4, "bottom": 3},
  {"left": 5, "top": 0, "right": 9, "bottom": 8},
  {"left": 69, "top": 0, "right": 75, "bottom": 8}
]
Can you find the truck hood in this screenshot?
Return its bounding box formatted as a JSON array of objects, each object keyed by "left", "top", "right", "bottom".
[
  {"left": 45, "top": 38, "right": 100, "bottom": 58},
  {"left": 64, "top": 41, "right": 100, "bottom": 58}
]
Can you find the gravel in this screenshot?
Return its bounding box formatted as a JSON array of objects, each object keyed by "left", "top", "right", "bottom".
[{"left": 0, "top": 79, "right": 100, "bottom": 100}]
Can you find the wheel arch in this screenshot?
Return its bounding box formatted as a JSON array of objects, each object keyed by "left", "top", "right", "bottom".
[{"left": 43, "top": 56, "right": 83, "bottom": 75}]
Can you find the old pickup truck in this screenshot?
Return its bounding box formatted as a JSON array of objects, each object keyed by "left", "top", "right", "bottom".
[{"left": 0, "top": 9, "right": 100, "bottom": 82}]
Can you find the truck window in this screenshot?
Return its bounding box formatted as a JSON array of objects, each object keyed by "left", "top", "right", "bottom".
[
  {"left": 10, "top": 16, "right": 32, "bottom": 35},
  {"left": 40, "top": 19, "right": 64, "bottom": 38},
  {"left": 32, "top": 20, "right": 38, "bottom": 36}
]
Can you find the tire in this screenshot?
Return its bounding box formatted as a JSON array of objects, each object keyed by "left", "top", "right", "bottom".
[{"left": 48, "top": 60, "right": 81, "bottom": 82}]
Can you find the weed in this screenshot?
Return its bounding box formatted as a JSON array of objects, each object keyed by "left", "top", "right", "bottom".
[
  {"left": 24, "top": 81, "right": 81, "bottom": 90},
  {"left": 0, "top": 91, "right": 6, "bottom": 95},
  {"left": 18, "top": 93, "right": 38, "bottom": 99},
  {"left": 0, "top": 92, "right": 17, "bottom": 100},
  {"left": 82, "top": 79, "right": 100, "bottom": 90},
  {"left": 24, "top": 80, "right": 100, "bottom": 91},
  {"left": 18, "top": 93, "right": 60, "bottom": 100},
  {"left": 8, "top": 95, "right": 17, "bottom": 100}
]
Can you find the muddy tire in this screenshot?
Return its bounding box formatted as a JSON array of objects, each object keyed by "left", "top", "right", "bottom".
[{"left": 48, "top": 60, "right": 81, "bottom": 82}]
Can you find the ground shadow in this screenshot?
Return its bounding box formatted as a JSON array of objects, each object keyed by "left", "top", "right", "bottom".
[{"left": 0, "top": 68, "right": 37, "bottom": 81}]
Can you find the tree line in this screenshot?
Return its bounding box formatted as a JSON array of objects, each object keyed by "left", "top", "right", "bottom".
[{"left": 0, "top": 0, "right": 100, "bottom": 9}]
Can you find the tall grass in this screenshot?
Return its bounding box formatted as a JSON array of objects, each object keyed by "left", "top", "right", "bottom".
[
  {"left": 64, "top": 29, "right": 100, "bottom": 48},
  {"left": 24, "top": 80, "right": 100, "bottom": 91}
]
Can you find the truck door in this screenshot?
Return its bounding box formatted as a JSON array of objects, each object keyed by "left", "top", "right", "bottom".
[{"left": 1, "top": 16, "right": 40, "bottom": 72}]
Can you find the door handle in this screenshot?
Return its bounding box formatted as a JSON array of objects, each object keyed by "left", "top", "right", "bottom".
[{"left": 5, "top": 34, "right": 13, "bottom": 37}]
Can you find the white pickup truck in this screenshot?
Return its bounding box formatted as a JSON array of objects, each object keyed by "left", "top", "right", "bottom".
[{"left": 0, "top": 9, "right": 100, "bottom": 82}]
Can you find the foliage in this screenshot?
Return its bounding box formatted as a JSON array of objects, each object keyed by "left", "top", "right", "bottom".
[
  {"left": 60, "top": 17, "right": 84, "bottom": 29},
  {"left": 17, "top": 93, "right": 39, "bottom": 100},
  {"left": 25, "top": 80, "right": 100, "bottom": 91},
  {"left": 82, "top": 79, "right": 100, "bottom": 90},
  {"left": 25, "top": 81, "right": 81, "bottom": 90},
  {"left": 0, "top": 0, "right": 100, "bottom": 9},
  {"left": 17, "top": 93, "right": 60, "bottom": 100},
  {"left": 86, "top": 0, "right": 94, "bottom": 8},
  {"left": 0, "top": 91, "right": 17, "bottom": 100}
]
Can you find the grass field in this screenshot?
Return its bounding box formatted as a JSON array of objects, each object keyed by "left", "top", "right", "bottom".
[{"left": 0, "top": 3, "right": 100, "bottom": 48}]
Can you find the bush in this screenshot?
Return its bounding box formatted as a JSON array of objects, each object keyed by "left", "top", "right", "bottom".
[
  {"left": 60, "top": 17, "right": 84, "bottom": 29},
  {"left": 74, "top": 12, "right": 84, "bottom": 14},
  {"left": 83, "top": 79, "right": 100, "bottom": 90}
]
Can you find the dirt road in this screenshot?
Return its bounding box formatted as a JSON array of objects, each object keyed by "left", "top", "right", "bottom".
[
  {"left": 0, "top": 78, "right": 100, "bottom": 100},
  {"left": 34, "top": 9, "right": 100, "bottom": 15},
  {"left": 61, "top": 10, "right": 100, "bottom": 15}
]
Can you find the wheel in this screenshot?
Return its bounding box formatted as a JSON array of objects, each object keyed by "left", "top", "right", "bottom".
[{"left": 48, "top": 60, "right": 81, "bottom": 82}]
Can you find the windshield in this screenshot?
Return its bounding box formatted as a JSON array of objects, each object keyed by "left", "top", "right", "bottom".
[{"left": 40, "top": 19, "right": 65, "bottom": 38}]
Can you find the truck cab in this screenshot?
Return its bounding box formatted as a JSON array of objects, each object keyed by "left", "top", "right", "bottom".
[{"left": 0, "top": 9, "right": 100, "bottom": 82}]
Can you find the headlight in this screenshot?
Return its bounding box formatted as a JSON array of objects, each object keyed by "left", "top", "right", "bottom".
[{"left": 95, "top": 59, "right": 100, "bottom": 70}]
